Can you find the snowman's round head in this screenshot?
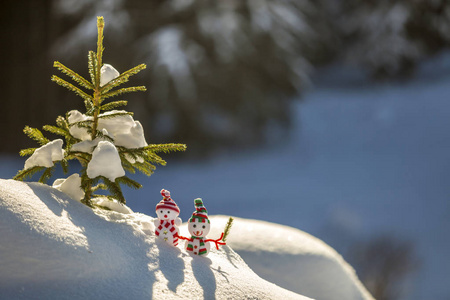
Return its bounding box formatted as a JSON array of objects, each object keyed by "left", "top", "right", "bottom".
[
  {"left": 188, "top": 218, "right": 211, "bottom": 237},
  {"left": 188, "top": 198, "right": 210, "bottom": 237},
  {"left": 155, "top": 189, "right": 180, "bottom": 220}
]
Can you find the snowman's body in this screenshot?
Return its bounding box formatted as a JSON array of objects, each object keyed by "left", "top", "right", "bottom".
[
  {"left": 185, "top": 218, "right": 211, "bottom": 256},
  {"left": 154, "top": 189, "right": 182, "bottom": 247},
  {"left": 186, "top": 236, "right": 211, "bottom": 256},
  {"left": 154, "top": 217, "right": 181, "bottom": 246}
]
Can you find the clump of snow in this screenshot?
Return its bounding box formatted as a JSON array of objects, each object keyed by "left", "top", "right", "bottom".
[
  {"left": 71, "top": 129, "right": 111, "bottom": 153},
  {"left": 97, "top": 110, "right": 148, "bottom": 148},
  {"left": 92, "top": 197, "right": 134, "bottom": 214},
  {"left": 0, "top": 179, "right": 310, "bottom": 299},
  {"left": 100, "top": 64, "right": 120, "bottom": 87},
  {"left": 24, "top": 139, "right": 64, "bottom": 169},
  {"left": 87, "top": 141, "right": 125, "bottom": 181},
  {"left": 68, "top": 110, "right": 147, "bottom": 150},
  {"left": 52, "top": 173, "right": 84, "bottom": 201},
  {"left": 197, "top": 216, "right": 374, "bottom": 300},
  {"left": 67, "top": 110, "right": 92, "bottom": 140}
]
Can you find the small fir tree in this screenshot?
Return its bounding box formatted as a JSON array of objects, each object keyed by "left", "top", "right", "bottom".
[{"left": 14, "top": 16, "right": 186, "bottom": 207}]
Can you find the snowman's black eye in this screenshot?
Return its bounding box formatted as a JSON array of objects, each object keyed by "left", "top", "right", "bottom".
[
  {"left": 202, "top": 225, "right": 205, "bottom": 229},
  {"left": 160, "top": 210, "right": 163, "bottom": 213},
  {"left": 193, "top": 224, "right": 197, "bottom": 228},
  {"left": 167, "top": 211, "right": 171, "bottom": 214}
]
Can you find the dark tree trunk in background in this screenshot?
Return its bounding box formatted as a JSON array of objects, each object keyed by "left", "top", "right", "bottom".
[{"left": 0, "top": 0, "right": 57, "bottom": 153}]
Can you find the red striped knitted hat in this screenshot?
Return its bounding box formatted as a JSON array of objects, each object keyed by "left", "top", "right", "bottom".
[
  {"left": 189, "top": 198, "right": 210, "bottom": 223},
  {"left": 155, "top": 189, "right": 180, "bottom": 214}
]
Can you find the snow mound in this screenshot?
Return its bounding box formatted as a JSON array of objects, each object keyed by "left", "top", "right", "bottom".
[
  {"left": 52, "top": 173, "right": 84, "bottom": 201},
  {"left": 0, "top": 179, "right": 310, "bottom": 300},
  {"left": 198, "top": 216, "right": 374, "bottom": 300}
]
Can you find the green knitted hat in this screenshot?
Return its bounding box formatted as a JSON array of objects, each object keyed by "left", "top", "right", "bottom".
[{"left": 189, "top": 198, "right": 210, "bottom": 223}]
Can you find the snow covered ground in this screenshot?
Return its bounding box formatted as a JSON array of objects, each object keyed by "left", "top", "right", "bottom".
[
  {"left": 0, "top": 179, "right": 312, "bottom": 300},
  {"left": 1, "top": 52, "right": 450, "bottom": 299}
]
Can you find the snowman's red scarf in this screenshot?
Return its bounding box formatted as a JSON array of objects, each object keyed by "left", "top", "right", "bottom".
[
  {"left": 179, "top": 232, "right": 226, "bottom": 251},
  {"left": 155, "top": 219, "right": 179, "bottom": 246}
]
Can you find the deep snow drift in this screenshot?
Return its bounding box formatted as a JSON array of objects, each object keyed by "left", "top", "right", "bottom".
[
  {"left": 0, "top": 179, "right": 311, "bottom": 299},
  {"left": 196, "top": 216, "right": 373, "bottom": 300}
]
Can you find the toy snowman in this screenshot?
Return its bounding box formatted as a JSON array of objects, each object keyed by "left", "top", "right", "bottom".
[
  {"left": 182, "top": 198, "right": 226, "bottom": 256},
  {"left": 154, "top": 189, "right": 182, "bottom": 246}
]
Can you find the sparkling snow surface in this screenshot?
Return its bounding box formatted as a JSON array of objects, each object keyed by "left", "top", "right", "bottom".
[
  {"left": 0, "top": 179, "right": 311, "bottom": 300},
  {"left": 200, "top": 216, "right": 373, "bottom": 300}
]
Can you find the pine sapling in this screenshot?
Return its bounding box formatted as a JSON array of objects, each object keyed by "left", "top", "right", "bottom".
[
  {"left": 222, "top": 217, "right": 234, "bottom": 242},
  {"left": 14, "top": 16, "right": 186, "bottom": 207}
]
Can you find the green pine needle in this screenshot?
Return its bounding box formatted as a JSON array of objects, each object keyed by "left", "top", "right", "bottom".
[
  {"left": 53, "top": 61, "right": 93, "bottom": 90},
  {"left": 39, "top": 167, "right": 54, "bottom": 183},
  {"left": 222, "top": 217, "right": 234, "bottom": 242},
  {"left": 144, "top": 143, "right": 187, "bottom": 154},
  {"left": 116, "top": 176, "right": 142, "bottom": 190},
  {"left": 98, "top": 111, "right": 133, "bottom": 119},
  {"left": 88, "top": 51, "right": 98, "bottom": 86},
  {"left": 24, "top": 126, "right": 49, "bottom": 146},
  {"left": 42, "top": 125, "right": 69, "bottom": 138},
  {"left": 102, "top": 86, "right": 147, "bottom": 100},
  {"left": 100, "top": 64, "right": 147, "bottom": 94},
  {"left": 14, "top": 166, "right": 46, "bottom": 181},
  {"left": 51, "top": 75, "right": 93, "bottom": 102},
  {"left": 100, "top": 100, "right": 128, "bottom": 111},
  {"left": 19, "top": 148, "right": 36, "bottom": 157}
]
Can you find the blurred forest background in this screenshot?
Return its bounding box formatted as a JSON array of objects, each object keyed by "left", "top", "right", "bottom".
[
  {"left": 1, "top": 1, "right": 450, "bottom": 299},
  {"left": 1, "top": 0, "right": 449, "bottom": 155}
]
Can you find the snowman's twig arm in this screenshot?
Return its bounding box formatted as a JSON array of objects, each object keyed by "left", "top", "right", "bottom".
[
  {"left": 176, "top": 233, "right": 190, "bottom": 241},
  {"left": 205, "top": 232, "right": 226, "bottom": 250}
]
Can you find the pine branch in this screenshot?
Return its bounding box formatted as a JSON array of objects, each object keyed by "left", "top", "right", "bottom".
[
  {"left": 102, "top": 176, "right": 126, "bottom": 204},
  {"left": 94, "top": 129, "right": 114, "bottom": 142},
  {"left": 43, "top": 125, "right": 69, "bottom": 138},
  {"left": 92, "top": 183, "right": 107, "bottom": 192},
  {"left": 222, "top": 217, "right": 234, "bottom": 242},
  {"left": 98, "top": 111, "right": 133, "bottom": 119},
  {"left": 51, "top": 75, "right": 93, "bottom": 102},
  {"left": 116, "top": 176, "right": 142, "bottom": 190},
  {"left": 88, "top": 51, "right": 98, "bottom": 86},
  {"left": 102, "top": 86, "right": 147, "bottom": 100},
  {"left": 69, "top": 120, "right": 94, "bottom": 128},
  {"left": 96, "top": 17, "right": 105, "bottom": 88},
  {"left": 14, "top": 166, "right": 45, "bottom": 181},
  {"left": 133, "top": 161, "right": 156, "bottom": 176},
  {"left": 39, "top": 167, "right": 54, "bottom": 183},
  {"left": 60, "top": 159, "right": 69, "bottom": 174},
  {"left": 100, "top": 100, "right": 128, "bottom": 111},
  {"left": 120, "top": 155, "right": 137, "bottom": 174},
  {"left": 144, "top": 143, "right": 187, "bottom": 154},
  {"left": 56, "top": 115, "right": 69, "bottom": 130},
  {"left": 100, "top": 64, "right": 147, "bottom": 94},
  {"left": 53, "top": 61, "right": 93, "bottom": 90},
  {"left": 24, "top": 126, "right": 49, "bottom": 146},
  {"left": 19, "top": 148, "right": 36, "bottom": 157},
  {"left": 145, "top": 152, "right": 167, "bottom": 166}
]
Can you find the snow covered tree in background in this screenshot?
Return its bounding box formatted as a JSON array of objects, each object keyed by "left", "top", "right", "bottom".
[
  {"left": 14, "top": 16, "right": 186, "bottom": 207},
  {"left": 318, "top": 0, "right": 450, "bottom": 78},
  {"left": 50, "top": 0, "right": 320, "bottom": 152}
]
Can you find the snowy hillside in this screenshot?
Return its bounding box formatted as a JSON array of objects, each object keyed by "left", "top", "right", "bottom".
[
  {"left": 183, "top": 216, "right": 373, "bottom": 300},
  {"left": 0, "top": 179, "right": 313, "bottom": 299}
]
